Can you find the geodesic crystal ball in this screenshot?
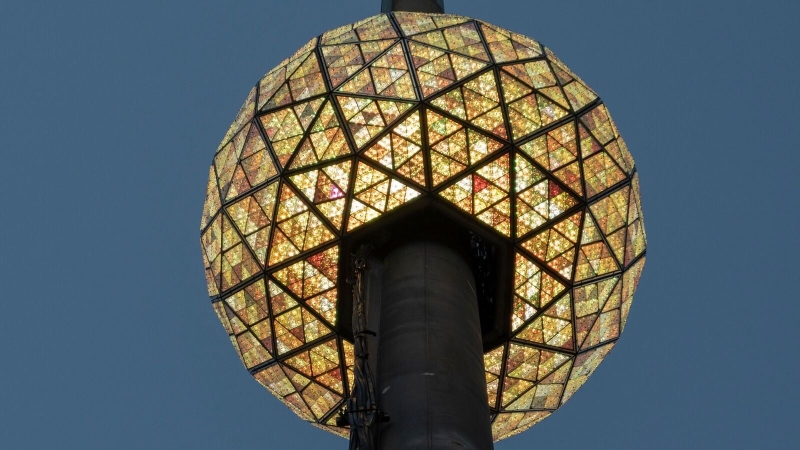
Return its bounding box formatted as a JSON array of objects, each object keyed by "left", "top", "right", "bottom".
[{"left": 200, "top": 12, "right": 646, "bottom": 441}]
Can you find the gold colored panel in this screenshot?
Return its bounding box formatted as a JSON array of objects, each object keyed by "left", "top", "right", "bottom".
[
  {"left": 364, "top": 111, "right": 427, "bottom": 186},
  {"left": 254, "top": 364, "right": 315, "bottom": 421},
  {"left": 259, "top": 99, "right": 324, "bottom": 168},
  {"left": 219, "top": 84, "right": 256, "bottom": 148},
  {"left": 394, "top": 12, "right": 470, "bottom": 36},
  {"left": 515, "top": 295, "right": 573, "bottom": 349},
  {"left": 492, "top": 411, "right": 551, "bottom": 441},
  {"left": 479, "top": 22, "right": 542, "bottom": 62},
  {"left": 322, "top": 39, "right": 396, "bottom": 87},
  {"left": 272, "top": 246, "right": 339, "bottom": 300},
  {"left": 347, "top": 162, "right": 422, "bottom": 231},
  {"left": 561, "top": 343, "right": 616, "bottom": 405},
  {"left": 521, "top": 211, "right": 582, "bottom": 279}
]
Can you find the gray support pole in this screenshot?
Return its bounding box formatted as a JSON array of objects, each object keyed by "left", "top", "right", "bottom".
[
  {"left": 381, "top": 0, "right": 445, "bottom": 13},
  {"left": 377, "top": 242, "right": 494, "bottom": 450}
]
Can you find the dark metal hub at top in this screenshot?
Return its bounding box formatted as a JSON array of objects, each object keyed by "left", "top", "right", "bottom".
[{"left": 381, "top": 0, "right": 444, "bottom": 14}]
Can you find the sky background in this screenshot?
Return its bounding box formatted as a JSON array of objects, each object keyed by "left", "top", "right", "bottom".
[{"left": 1, "top": 0, "right": 798, "bottom": 448}]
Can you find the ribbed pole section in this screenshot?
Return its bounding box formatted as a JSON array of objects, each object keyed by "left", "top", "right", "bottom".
[
  {"left": 376, "top": 241, "right": 493, "bottom": 450},
  {"left": 381, "top": 0, "right": 445, "bottom": 13}
]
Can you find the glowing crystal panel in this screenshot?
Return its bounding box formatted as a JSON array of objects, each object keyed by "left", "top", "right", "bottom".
[
  {"left": 301, "top": 380, "right": 343, "bottom": 420},
  {"left": 519, "top": 121, "right": 577, "bottom": 172},
  {"left": 409, "top": 41, "right": 488, "bottom": 98},
  {"left": 258, "top": 38, "right": 318, "bottom": 111},
  {"left": 512, "top": 252, "right": 565, "bottom": 330},
  {"left": 322, "top": 14, "right": 397, "bottom": 45},
  {"left": 214, "top": 125, "right": 248, "bottom": 204},
  {"left": 285, "top": 338, "right": 344, "bottom": 394},
  {"left": 546, "top": 47, "right": 598, "bottom": 112},
  {"left": 427, "top": 109, "right": 505, "bottom": 186},
  {"left": 394, "top": 12, "right": 470, "bottom": 36},
  {"left": 589, "top": 187, "right": 630, "bottom": 263},
  {"left": 268, "top": 280, "right": 333, "bottom": 355},
  {"left": 515, "top": 295, "right": 574, "bottom": 349},
  {"left": 289, "top": 160, "right": 352, "bottom": 230},
  {"left": 580, "top": 104, "right": 635, "bottom": 175},
  {"left": 289, "top": 100, "right": 351, "bottom": 170},
  {"left": 521, "top": 211, "right": 582, "bottom": 279},
  {"left": 574, "top": 277, "right": 620, "bottom": 347},
  {"left": 506, "top": 359, "right": 572, "bottom": 411},
  {"left": 581, "top": 104, "right": 617, "bottom": 145},
  {"left": 259, "top": 99, "right": 324, "bottom": 167},
  {"left": 338, "top": 43, "right": 416, "bottom": 100},
  {"left": 492, "top": 411, "right": 551, "bottom": 441},
  {"left": 254, "top": 364, "right": 315, "bottom": 420},
  {"left": 484, "top": 346, "right": 505, "bottom": 408},
  {"left": 502, "top": 343, "right": 570, "bottom": 407},
  {"left": 201, "top": 167, "right": 222, "bottom": 231},
  {"left": 268, "top": 185, "right": 335, "bottom": 266},
  {"left": 411, "top": 22, "right": 489, "bottom": 61},
  {"left": 574, "top": 216, "right": 619, "bottom": 282},
  {"left": 201, "top": 214, "right": 262, "bottom": 294},
  {"left": 215, "top": 297, "right": 274, "bottom": 370},
  {"left": 625, "top": 175, "right": 647, "bottom": 265},
  {"left": 363, "top": 110, "right": 426, "bottom": 186},
  {"left": 507, "top": 93, "right": 569, "bottom": 141},
  {"left": 343, "top": 340, "right": 355, "bottom": 394},
  {"left": 439, "top": 154, "right": 511, "bottom": 235},
  {"left": 322, "top": 39, "right": 397, "bottom": 87},
  {"left": 238, "top": 123, "right": 279, "bottom": 194},
  {"left": 220, "top": 85, "right": 256, "bottom": 147},
  {"left": 479, "top": 22, "right": 542, "bottom": 63},
  {"left": 582, "top": 151, "right": 627, "bottom": 198},
  {"left": 337, "top": 95, "right": 413, "bottom": 148},
  {"left": 307, "top": 288, "right": 338, "bottom": 327},
  {"left": 515, "top": 155, "right": 579, "bottom": 238},
  {"left": 605, "top": 137, "right": 635, "bottom": 175},
  {"left": 225, "top": 182, "right": 278, "bottom": 266},
  {"left": 348, "top": 162, "right": 422, "bottom": 231},
  {"left": 288, "top": 52, "right": 326, "bottom": 103},
  {"left": 621, "top": 256, "right": 645, "bottom": 331},
  {"left": 502, "top": 61, "right": 569, "bottom": 110},
  {"left": 561, "top": 343, "right": 615, "bottom": 405},
  {"left": 431, "top": 70, "right": 508, "bottom": 138},
  {"left": 224, "top": 279, "right": 269, "bottom": 325},
  {"left": 272, "top": 246, "right": 338, "bottom": 300}
]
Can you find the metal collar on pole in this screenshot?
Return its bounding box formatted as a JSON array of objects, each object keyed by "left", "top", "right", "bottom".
[{"left": 381, "top": 0, "right": 445, "bottom": 13}]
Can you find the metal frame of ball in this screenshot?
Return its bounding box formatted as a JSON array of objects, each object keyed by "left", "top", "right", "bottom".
[{"left": 201, "top": 12, "right": 647, "bottom": 441}]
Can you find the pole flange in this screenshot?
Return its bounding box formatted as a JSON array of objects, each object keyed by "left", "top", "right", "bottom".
[{"left": 381, "top": 0, "right": 444, "bottom": 14}]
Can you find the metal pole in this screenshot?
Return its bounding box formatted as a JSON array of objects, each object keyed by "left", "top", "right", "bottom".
[
  {"left": 381, "top": 0, "right": 445, "bottom": 13},
  {"left": 376, "top": 241, "right": 494, "bottom": 450}
]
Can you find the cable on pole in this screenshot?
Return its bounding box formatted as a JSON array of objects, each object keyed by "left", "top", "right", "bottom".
[{"left": 339, "top": 243, "right": 387, "bottom": 450}]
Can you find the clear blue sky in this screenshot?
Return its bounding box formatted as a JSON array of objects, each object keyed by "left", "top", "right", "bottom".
[{"left": 1, "top": 0, "right": 798, "bottom": 448}]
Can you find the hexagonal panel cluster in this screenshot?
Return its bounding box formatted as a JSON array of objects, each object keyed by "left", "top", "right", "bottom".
[{"left": 200, "top": 12, "right": 647, "bottom": 441}]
